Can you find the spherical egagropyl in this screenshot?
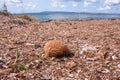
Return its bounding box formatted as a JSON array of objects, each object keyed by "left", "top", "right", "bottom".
[{"left": 44, "top": 40, "right": 72, "bottom": 58}]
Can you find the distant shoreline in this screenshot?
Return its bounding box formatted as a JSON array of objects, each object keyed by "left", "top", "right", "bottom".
[
  {"left": 13, "top": 11, "right": 120, "bottom": 15},
  {"left": 1, "top": 11, "right": 120, "bottom": 22},
  {"left": 16, "top": 14, "right": 120, "bottom": 22},
  {"left": 21, "top": 12, "right": 120, "bottom": 21}
]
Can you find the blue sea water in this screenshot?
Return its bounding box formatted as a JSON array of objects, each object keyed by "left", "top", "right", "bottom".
[{"left": 26, "top": 12, "right": 120, "bottom": 21}]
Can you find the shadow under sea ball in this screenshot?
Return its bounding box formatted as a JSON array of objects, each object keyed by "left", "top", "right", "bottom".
[{"left": 44, "top": 40, "right": 72, "bottom": 58}]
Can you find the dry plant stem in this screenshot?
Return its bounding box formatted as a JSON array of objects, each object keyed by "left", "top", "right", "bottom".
[
  {"left": 0, "top": 68, "right": 12, "bottom": 75},
  {"left": 13, "top": 48, "right": 19, "bottom": 66}
]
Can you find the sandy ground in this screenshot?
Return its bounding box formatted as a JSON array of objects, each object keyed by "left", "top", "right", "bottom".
[{"left": 0, "top": 13, "right": 120, "bottom": 80}]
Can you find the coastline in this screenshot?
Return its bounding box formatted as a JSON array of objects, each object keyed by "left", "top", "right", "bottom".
[
  {"left": 14, "top": 11, "right": 120, "bottom": 21},
  {"left": 0, "top": 13, "right": 120, "bottom": 79}
]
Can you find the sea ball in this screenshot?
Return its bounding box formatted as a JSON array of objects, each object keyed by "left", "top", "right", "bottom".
[{"left": 44, "top": 40, "right": 71, "bottom": 58}]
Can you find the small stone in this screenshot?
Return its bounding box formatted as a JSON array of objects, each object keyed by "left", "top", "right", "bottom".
[
  {"left": 0, "top": 60, "right": 5, "bottom": 68},
  {"left": 9, "top": 73, "right": 17, "bottom": 78},
  {"left": 66, "top": 61, "right": 77, "bottom": 69},
  {"left": 112, "top": 55, "right": 118, "bottom": 60},
  {"left": 97, "top": 51, "right": 104, "bottom": 59},
  {"left": 102, "top": 69, "right": 110, "bottom": 73},
  {"left": 25, "top": 43, "right": 35, "bottom": 46},
  {"left": 96, "top": 76, "right": 102, "bottom": 80},
  {"left": 35, "top": 43, "right": 41, "bottom": 49},
  {"left": 84, "top": 78, "right": 88, "bottom": 80},
  {"left": 60, "top": 78, "right": 65, "bottom": 80},
  {"left": 118, "top": 63, "right": 120, "bottom": 68},
  {"left": 68, "top": 73, "right": 74, "bottom": 77},
  {"left": 34, "top": 60, "right": 39, "bottom": 63}
]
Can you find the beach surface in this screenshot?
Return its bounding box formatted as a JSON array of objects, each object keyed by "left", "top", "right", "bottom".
[{"left": 0, "top": 13, "right": 120, "bottom": 80}]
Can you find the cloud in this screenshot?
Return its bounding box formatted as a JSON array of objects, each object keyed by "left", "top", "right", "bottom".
[
  {"left": 1, "top": 0, "right": 23, "bottom": 6},
  {"left": 5, "top": 0, "right": 23, "bottom": 4},
  {"left": 72, "top": 2, "right": 79, "bottom": 7},
  {"left": 52, "top": 0, "right": 66, "bottom": 8},
  {"left": 3, "top": 0, "right": 38, "bottom": 11},
  {"left": 56, "top": 0, "right": 82, "bottom": 2},
  {"left": 98, "top": 0, "right": 120, "bottom": 11},
  {"left": 105, "top": 0, "right": 120, "bottom": 6},
  {"left": 54, "top": 0, "right": 120, "bottom": 11},
  {"left": 98, "top": 6, "right": 111, "bottom": 10},
  {"left": 84, "top": 1, "right": 91, "bottom": 7},
  {"left": 84, "top": 0, "right": 99, "bottom": 7},
  {"left": 18, "top": 1, "right": 38, "bottom": 10},
  {"left": 0, "top": 0, "right": 23, "bottom": 6},
  {"left": 9, "top": 0, "right": 23, "bottom": 3},
  {"left": 51, "top": 0, "right": 81, "bottom": 8}
]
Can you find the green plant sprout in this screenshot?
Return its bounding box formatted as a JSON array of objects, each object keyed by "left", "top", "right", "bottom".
[{"left": 12, "top": 48, "right": 29, "bottom": 71}]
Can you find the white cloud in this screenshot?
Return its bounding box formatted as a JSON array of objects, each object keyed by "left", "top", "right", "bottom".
[
  {"left": 2, "top": 0, "right": 38, "bottom": 11},
  {"left": 98, "top": 0, "right": 120, "bottom": 11},
  {"left": 24, "top": 2, "right": 37, "bottom": 10},
  {"left": 61, "top": 4, "right": 65, "bottom": 8},
  {"left": 84, "top": 1, "right": 91, "bottom": 7},
  {"left": 105, "top": 0, "right": 120, "bottom": 6},
  {"left": 4, "top": 0, "right": 23, "bottom": 4},
  {"left": 98, "top": 6, "right": 111, "bottom": 10},
  {"left": 51, "top": 0, "right": 81, "bottom": 8},
  {"left": 52, "top": 0, "right": 66, "bottom": 8},
  {"left": 91, "top": 0, "right": 99, "bottom": 2},
  {"left": 1, "top": 0, "right": 23, "bottom": 6},
  {"left": 9, "top": 0, "right": 23, "bottom": 3},
  {"left": 56, "top": 0, "right": 81, "bottom": 2},
  {"left": 84, "top": 0, "right": 99, "bottom": 7},
  {"left": 72, "top": 2, "right": 79, "bottom": 7}
]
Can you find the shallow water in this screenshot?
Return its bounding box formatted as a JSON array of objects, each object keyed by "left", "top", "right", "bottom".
[{"left": 27, "top": 12, "right": 120, "bottom": 21}]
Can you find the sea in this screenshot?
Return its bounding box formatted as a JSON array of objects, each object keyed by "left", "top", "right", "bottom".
[{"left": 24, "top": 12, "right": 120, "bottom": 21}]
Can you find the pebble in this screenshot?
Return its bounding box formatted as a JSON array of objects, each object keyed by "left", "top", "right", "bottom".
[
  {"left": 112, "top": 55, "right": 118, "bottom": 60},
  {"left": 34, "top": 60, "right": 39, "bottom": 63},
  {"left": 84, "top": 78, "right": 88, "bottom": 80},
  {"left": 0, "top": 60, "right": 5, "bottom": 68},
  {"left": 102, "top": 69, "right": 110, "bottom": 73},
  {"left": 9, "top": 73, "right": 17, "bottom": 78},
  {"left": 28, "top": 73, "right": 34, "bottom": 78},
  {"left": 118, "top": 63, "right": 120, "bottom": 68},
  {"left": 68, "top": 73, "right": 74, "bottom": 77}
]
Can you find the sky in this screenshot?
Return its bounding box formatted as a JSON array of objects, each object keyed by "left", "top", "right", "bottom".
[{"left": 0, "top": 0, "right": 120, "bottom": 13}]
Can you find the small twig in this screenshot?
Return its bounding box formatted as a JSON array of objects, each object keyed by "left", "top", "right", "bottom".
[
  {"left": 110, "top": 36, "right": 120, "bottom": 40},
  {"left": 0, "top": 68, "right": 12, "bottom": 75}
]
